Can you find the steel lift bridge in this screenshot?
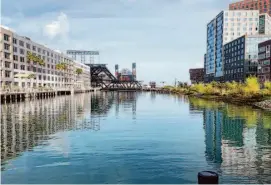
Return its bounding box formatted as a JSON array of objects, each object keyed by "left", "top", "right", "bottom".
[{"left": 89, "top": 64, "right": 142, "bottom": 90}]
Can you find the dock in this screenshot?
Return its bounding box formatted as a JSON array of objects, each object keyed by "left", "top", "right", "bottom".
[{"left": 0, "top": 87, "right": 101, "bottom": 103}]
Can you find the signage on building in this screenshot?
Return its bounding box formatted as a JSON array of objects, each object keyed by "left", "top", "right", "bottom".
[{"left": 259, "top": 15, "right": 265, "bottom": 34}]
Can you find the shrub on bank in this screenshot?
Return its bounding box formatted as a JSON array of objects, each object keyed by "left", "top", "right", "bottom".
[
  {"left": 244, "top": 76, "right": 260, "bottom": 97},
  {"left": 163, "top": 77, "right": 271, "bottom": 99}
]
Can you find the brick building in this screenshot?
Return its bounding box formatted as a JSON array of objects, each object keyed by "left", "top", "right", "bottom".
[
  {"left": 258, "top": 39, "right": 271, "bottom": 83},
  {"left": 229, "top": 0, "right": 271, "bottom": 16},
  {"left": 189, "top": 68, "right": 204, "bottom": 84}
]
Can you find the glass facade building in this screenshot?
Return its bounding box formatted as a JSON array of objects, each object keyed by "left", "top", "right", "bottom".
[
  {"left": 215, "top": 12, "right": 224, "bottom": 78},
  {"left": 205, "top": 10, "right": 269, "bottom": 82},
  {"left": 224, "top": 35, "right": 271, "bottom": 82},
  {"left": 206, "top": 20, "right": 216, "bottom": 75}
]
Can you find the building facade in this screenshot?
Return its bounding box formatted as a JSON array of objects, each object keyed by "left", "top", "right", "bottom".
[
  {"left": 189, "top": 68, "right": 204, "bottom": 84},
  {"left": 224, "top": 35, "right": 271, "bottom": 82},
  {"left": 205, "top": 10, "right": 271, "bottom": 82},
  {"left": 229, "top": 0, "right": 271, "bottom": 16},
  {"left": 0, "top": 26, "right": 90, "bottom": 89},
  {"left": 258, "top": 39, "right": 271, "bottom": 83}
]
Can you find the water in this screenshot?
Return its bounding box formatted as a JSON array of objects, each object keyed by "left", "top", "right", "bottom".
[{"left": 1, "top": 92, "right": 271, "bottom": 184}]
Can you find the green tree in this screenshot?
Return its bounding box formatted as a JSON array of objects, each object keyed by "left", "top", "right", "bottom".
[{"left": 75, "top": 68, "right": 83, "bottom": 75}]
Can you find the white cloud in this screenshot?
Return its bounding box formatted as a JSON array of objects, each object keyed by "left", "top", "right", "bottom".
[{"left": 43, "top": 12, "right": 69, "bottom": 39}]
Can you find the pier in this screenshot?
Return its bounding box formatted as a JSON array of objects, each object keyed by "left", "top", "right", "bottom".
[{"left": 0, "top": 87, "right": 101, "bottom": 103}]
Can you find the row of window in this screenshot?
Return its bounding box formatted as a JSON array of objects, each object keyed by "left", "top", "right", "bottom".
[
  {"left": 258, "top": 59, "right": 270, "bottom": 65},
  {"left": 258, "top": 45, "right": 271, "bottom": 53},
  {"left": 3, "top": 62, "right": 77, "bottom": 75},
  {"left": 258, "top": 52, "right": 271, "bottom": 59},
  {"left": 4, "top": 47, "right": 72, "bottom": 66},
  {"left": 225, "top": 68, "right": 244, "bottom": 74},
  {"left": 225, "top": 37, "right": 245, "bottom": 48},
  {"left": 224, "top": 12, "right": 258, "bottom": 17},
  {"left": 225, "top": 18, "right": 258, "bottom": 22},
  {"left": 3, "top": 71, "right": 73, "bottom": 81},
  {"left": 225, "top": 55, "right": 245, "bottom": 63},
  {"left": 258, "top": 67, "right": 271, "bottom": 73},
  {"left": 14, "top": 40, "right": 60, "bottom": 58}
]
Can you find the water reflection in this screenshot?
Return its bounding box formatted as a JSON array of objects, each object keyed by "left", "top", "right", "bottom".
[
  {"left": 1, "top": 92, "right": 271, "bottom": 183},
  {"left": 0, "top": 92, "right": 139, "bottom": 169},
  {"left": 189, "top": 97, "right": 271, "bottom": 183}
]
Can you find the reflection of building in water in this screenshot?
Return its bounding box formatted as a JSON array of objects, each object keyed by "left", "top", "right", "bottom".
[
  {"left": 203, "top": 107, "right": 271, "bottom": 183},
  {"left": 0, "top": 94, "right": 97, "bottom": 166},
  {"left": 203, "top": 109, "right": 222, "bottom": 164},
  {"left": 189, "top": 101, "right": 204, "bottom": 115},
  {"left": 114, "top": 92, "right": 138, "bottom": 120}
]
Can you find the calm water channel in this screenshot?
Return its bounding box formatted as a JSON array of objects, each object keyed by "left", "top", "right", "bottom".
[{"left": 1, "top": 92, "right": 271, "bottom": 184}]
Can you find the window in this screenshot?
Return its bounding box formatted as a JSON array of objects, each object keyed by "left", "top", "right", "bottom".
[
  {"left": 13, "top": 46, "right": 17, "bottom": 53},
  {"left": 13, "top": 38, "right": 17, "bottom": 44},
  {"left": 47, "top": 51, "right": 50, "bottom": 56},
  {"left": 20, "top": 57, "right": 25, "bottom": 63},
  {"left": 43, "top": 76, "right": 46, "bottom": 80},
  {"left": 32, "top": 46, "right": 36, "bottom": 51},
  {"left": 20, "top": 65, "right": 25, "bottom": 70},
  {"left": 5, "top": 71, "right": 11, "bottom": 78},
  {"left": 13, "top": 55, "right": 18, "bottom": 61},
  {"left": 4, "top": 53, "right": 10, "bottom": 59},
  {"left": 38, "top": 48, "right": 41, "bottom": 53},
  {"left": 26, "top": 43, "right": 30, "bottom": 49},
  {"left": 14, "top": 63, "right": 18, "bottom": 69},
  {"left": 43, "top": 50, "right": 46, "bottom": 54},
  {"left": 20, "top": 48, "right": 25, "bottom": 55},
  {"left": 19, "top": 40, "right": 24, "bottom": 47},
  {"left": 4, "top": 43, "right": 10, "bottom": 50},
  {"left": 48, "top": 64, "right": 50, "bottom": 68},
  {"left": 266, "top": 45, "right": 270, "bottom": 51},
  {"left": 39, "top": 75, "right": 42, "bottom": 80},
  {"left": 5, "top": 61, "right": 10, "bottom": 68},
  {"left": 27, "top": 66, "right": 31, "bottom": 71},
  {"left": 4, "top": 34, "right": 9, "bottom": 41}
]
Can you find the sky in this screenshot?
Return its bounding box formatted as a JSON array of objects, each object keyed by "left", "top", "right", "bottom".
[{"left": 1, "top": 0, "right": 235, "bottom": 85}]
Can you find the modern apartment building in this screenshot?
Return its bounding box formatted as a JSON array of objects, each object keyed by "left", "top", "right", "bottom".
[
  {"left": 205, "top": 10, "right": 271, "bottom": 82},
  {"left": 258, "top": 39, "right": 271, "bottom": 83},
  {"left": 229, "top": 0, "right": 271, "bottom": 16},
  {"left": 224, "top": 35, "right": 271, "bottom": 82},
  {"left": 0, "top": 26, "right": 91, "bottom": 88}
]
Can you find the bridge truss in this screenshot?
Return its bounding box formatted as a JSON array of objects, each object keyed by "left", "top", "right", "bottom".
[{"left": 89, "top": 64, "right": 142, "bottom": 90}]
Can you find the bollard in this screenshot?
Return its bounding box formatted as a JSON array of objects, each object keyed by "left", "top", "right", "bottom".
[{"left": 198, "top": 171, "right": 219, "bottom": 184}]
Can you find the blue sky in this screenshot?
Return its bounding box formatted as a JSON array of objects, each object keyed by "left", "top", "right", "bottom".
[{"left": 2, "top": 0, "right": 233, "bottom": 84}]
